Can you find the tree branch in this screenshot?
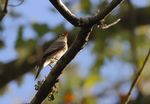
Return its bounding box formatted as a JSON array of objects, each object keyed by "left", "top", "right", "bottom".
[
  {"left": 30, "top": 27, "right": 93, "bottom": 104},
  {"left": 87, "top": 0, "right": 124, "bottom": 27},
  {"left": 30, "top": 0, "right": 124, "bottom": 103},
  {"left": 0, "top": 5, "right": 150, "bottom": 87},
  {"left": 49, "top": 0, "right": 80, "bottom": 26},
  {"left": 49, "top": 0, "right": 124, "bottom": 27}
]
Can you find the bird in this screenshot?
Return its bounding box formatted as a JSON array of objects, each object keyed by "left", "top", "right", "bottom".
[{"left": 35, "top": 32, "right": 68, "bottom": 79}]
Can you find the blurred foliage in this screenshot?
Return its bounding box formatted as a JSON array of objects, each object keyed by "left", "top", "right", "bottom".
[
  {"left": 0, "top": 39, "right": 4, "bottom": 48},
  {"left": 15, "top": 25, "right": 36, "bottom": 63},
  {"left": 9, "top": 10, "right": 21, "bottom": 18},
  {"left": 0, "top": 86, "right": 8, "bottom": 96},
  {"left": 0, "top": 0, "right": 150, "bottom": 104},
  {"left": 32, "top": 23, "right": 50, "bottom": 38},
  {"left": 80, "top": 0, "right": 91, "bottom": 13},
  {"left": 50, "top": 23, "right": 66, "bottom": 34}
]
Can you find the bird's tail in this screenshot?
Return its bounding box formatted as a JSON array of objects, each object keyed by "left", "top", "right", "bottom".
[{"left": 35, "top": 61, "right": 44, "bottom": 80}]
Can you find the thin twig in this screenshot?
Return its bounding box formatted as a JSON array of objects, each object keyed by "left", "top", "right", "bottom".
[
  {"left": 125, "top": 48, "right": 150, "bottom": 104},
  {"left": 101, "top": 18, "right": 121, "bottom": 29},
  {"left": 88, "top": 0, "right": 124, "bottom": 27}
]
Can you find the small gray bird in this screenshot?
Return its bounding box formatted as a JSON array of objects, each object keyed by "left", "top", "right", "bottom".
[{"left": 35, "top": 32, "right": 68, "bottom": 79}]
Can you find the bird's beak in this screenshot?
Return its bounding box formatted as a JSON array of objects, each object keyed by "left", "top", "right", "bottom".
[{"left": 63, "top": 32, "right": 68, "bottom": 36}]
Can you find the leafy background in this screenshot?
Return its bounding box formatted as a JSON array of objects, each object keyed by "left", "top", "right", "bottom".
[{"left": 0, "top": 0, "right": 150, "bottom": 104}]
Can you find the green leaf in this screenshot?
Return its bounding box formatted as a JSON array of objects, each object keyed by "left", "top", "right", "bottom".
[
  {"left": 16, "top": 39, "right": 36, "bottom": 62},
  {"left": 32, "top": 23, "right": 50, "bottom": 37},
  {"left": 80, "top": 0, "right": 91, "bottom": 13},
  {"left": 16, "top": 25, "right": 24, "bottom": 47},
  {"left": 50, "top": 24, "right": 66, "bottom": 34}
]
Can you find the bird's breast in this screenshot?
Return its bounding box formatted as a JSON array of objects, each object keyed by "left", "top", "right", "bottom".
[{"left": 54, "top": 46, "right": 67, "bottom": 60}]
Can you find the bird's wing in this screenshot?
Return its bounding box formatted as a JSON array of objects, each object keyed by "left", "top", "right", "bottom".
[
  {"left": 43, "top": 41, "right": 65, "bottom": 58},
  {"left": 35, "top": 58, "right": 45, "bottom": 80},
  {"left": 35, "top": 41, "right": 65, "bottom": 79}
]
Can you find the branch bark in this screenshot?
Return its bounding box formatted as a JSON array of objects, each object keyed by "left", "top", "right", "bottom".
[{"left": 30, "top": 0, "right": 124, "bottom": 104}]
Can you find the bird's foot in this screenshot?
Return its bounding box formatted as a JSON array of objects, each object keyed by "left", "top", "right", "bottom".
[{"left": 34, "top": 79, "right": 44, "bottom": 91}]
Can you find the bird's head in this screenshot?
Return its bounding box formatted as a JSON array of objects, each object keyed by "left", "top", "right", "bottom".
[
  {"left": 57, "top": 32, "right": 68, "bottom": 42},
  {"left": 60, "top": 32, "right": 68, "bottom": 37}
]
